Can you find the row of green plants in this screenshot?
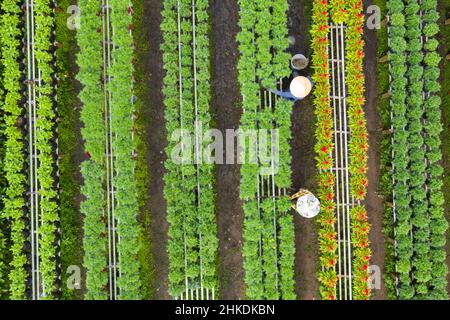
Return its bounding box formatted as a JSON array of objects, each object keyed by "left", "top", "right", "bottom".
[
  {"left": 77, "top": 0, "right": 108, "bottom": 299},
  {"left": 0, "top": 13, "right": 8, "bottom": 298},
  {"left": 161, "top": 0, "right": 218, "bottom": 298},
  {"left": 55, "top": 0, "right": 84, "bottom": 300},
  {"left": 131, "top": 0, "right": 154, "bottom": 300},
  {"left": 440, "top": 0, "right": 450, "bottom": 304},
  {"left": 420, "top": 0, "right": 448, "bottom": 300},
  {"left": 34, "top": 0, "right": 60, "bottom": 299},
  {"left": 388, "top": 0, "right": 415, "bottom": 299},
  {"left": 77, "top": 0, "right": 142, "bottom": 299},
  {"left": 237, "top": 0, "right": 296, "bottom": 300},
  {"left": 387, "top": 0, "right": 447, "bottom": 299},
  {"left": 0, "top": 0, "right": 28, "bottom": 299},
  {"left": 405, "top": 0, "right": 431, "bottom": 298},
  {"left": 109, "top": 0, "right": 141, "bottom": 299},
  {"left": 0, "top": 0, "right": 60, "bottom": 299},
  {"left": 373, "top": 0, "right": 398, "bottom": 299}
]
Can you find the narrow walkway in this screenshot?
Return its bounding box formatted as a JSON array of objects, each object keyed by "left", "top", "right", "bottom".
[
  {"left": 288, "top": 0, "right": 320, "bottom": 300},
  {"left": 141, "top": 0, "right": 170, "bottom": 299},
  {"left": 210, "top": 0, "right": 245, "bottom": 300}
]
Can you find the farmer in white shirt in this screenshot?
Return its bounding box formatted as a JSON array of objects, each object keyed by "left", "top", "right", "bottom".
[{"left": 269, "top": 54, "right": 313, "bottom": 102}]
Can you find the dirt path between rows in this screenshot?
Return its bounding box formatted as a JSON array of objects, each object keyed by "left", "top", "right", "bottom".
[
  {"left": 437, "top": 0, "right": 450, "bottom": 297},
  {"left": 142, "top": 0, "right": 170, "bottom": 300},
  {"left": 287, "top": 0, "right": 320, "bottom": 300},
  {"left": 209, "top": 0, "right": 245, "bottom": 300},
  {"left": 363, "top": 0, "right": 387, "bottom": 300}
]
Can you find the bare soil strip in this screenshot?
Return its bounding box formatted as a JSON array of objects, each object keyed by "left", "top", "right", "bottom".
[
  {"left": 363, "top": 0, "right": 387, "bottom": 300},
  {"left": 288, "top": 0, "right": 320, "bottom": 300},
  {"left": 142, "top": 0, "right": 170, "bottom": 299},
  {"left": 209, "top": 0, "right": 246, "bottom": 299}
]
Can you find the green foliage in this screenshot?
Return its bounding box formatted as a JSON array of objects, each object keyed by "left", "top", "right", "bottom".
[
  {"left": 131, "top": 0, "right": 154, "bottom": 300},
  {"left": 109, "top": 0, "right": 141, "bottom": 300},
  {"left": 76, "top": 0, "right": 107, "bottom": 299},
  {"left": 33, "top": 0, "right": 60, "bottom": 299},
  {"left": 440, "top": 1, "right": 450, "bottom": 299},
  {"left": 77, "top": 0, "right": 142, "bottom": 299},
  {"left": 0, "top": 0, "right": 28, "bottom": 299},
  {"left": 0, "top": 10, "right": 8, "bottom": 298},
  {"left": 161, "top": 0, "right": 218, "bottom": 298},
  {"left": 55, "top": 0, "right": 84, "bottom": 300},
  {"left": 385, "top": 0, "right": 448, "bottom": 299},
  {"left": 0, "top": 0, "right": 59, "bottom": 299},
  {"left": 237, "top": 0, "right": 295, "bottom": 300}
]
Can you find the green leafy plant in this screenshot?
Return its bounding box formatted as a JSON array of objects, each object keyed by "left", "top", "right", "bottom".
[
  {"left": 161, "top": 0, "right": 218, "bottom": 298},
  {"left": 386, "top": 0, "right": 448, "bottom": 299},
  {"left": 77, "top": 0, "right": 141, "bottom": 299},
  {"left": 237, "top": 0, "right": 295, "bottom": 300},
  {"left": 0, "top": 0, "right": 60, "bottom": 299}
]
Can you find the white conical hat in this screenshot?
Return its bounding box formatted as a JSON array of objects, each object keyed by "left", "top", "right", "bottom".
[
  {"left": 296, "top": 193, "right": 321, "bottom": 218},
  {"left": 290, "top": 76, "right": 312, "bottom": 99}
]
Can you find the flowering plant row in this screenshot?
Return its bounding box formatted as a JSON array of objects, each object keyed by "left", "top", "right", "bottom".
[
  {"left": 338, "top": 0, "right": 371, "bottom": 300},
  {"left": 161, "top": 0, "right": 218, "bottom": 298},
  {"left": 311, "top": 0, "right": 371, "bottom": 299},
  {"left": 237, "top": 0, "right": 295, "bottom": 300},
  {"left": 310, "top": 0, "right": 337, "bottom": 300}
]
